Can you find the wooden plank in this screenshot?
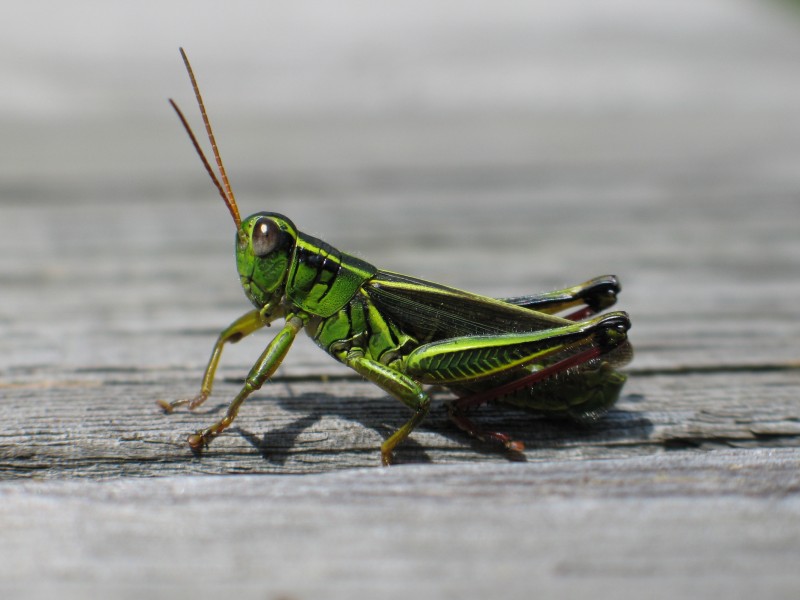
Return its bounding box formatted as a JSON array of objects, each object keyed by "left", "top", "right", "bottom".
[
  {"left": 1, "top": 451, "right": 800, "bottom": 600},
  {"left": 2, "top": 1, "right": 800, "bottom": 597},
  {"left": 1, "top": 363, "right": 799, "bottom": 477}
]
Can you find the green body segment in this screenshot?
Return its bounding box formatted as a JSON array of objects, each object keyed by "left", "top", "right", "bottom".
[
  {"left": 401, "top": 317, "right": 617, "bottom": 385},
  {"left": 286, "top": 232, "right": 377, "bottom": 317},
  {"left": 311, "top": 290, "right": 417, "bottom": 364},
  {"left": 236, "top": 212, "right": 377, "bottom": 318}
]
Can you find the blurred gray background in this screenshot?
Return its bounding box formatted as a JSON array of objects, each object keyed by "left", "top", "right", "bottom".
[{"left": 4, "top": 0, "right": 800, "bottom": 188}]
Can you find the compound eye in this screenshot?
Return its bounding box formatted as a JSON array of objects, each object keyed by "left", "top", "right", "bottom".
[{"left": 252, "top": 218, "right": 280, "bottom": 257}]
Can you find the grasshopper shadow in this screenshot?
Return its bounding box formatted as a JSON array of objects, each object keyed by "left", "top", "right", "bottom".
[
  {"left": 435, "top": 400, "right": 655, "bottom": 459},
  {"left": 228, "top": 389, "right": 652, "bottom": 466},
  {"left": 231, "top": 391, "right": 434, "bottom": 466}
]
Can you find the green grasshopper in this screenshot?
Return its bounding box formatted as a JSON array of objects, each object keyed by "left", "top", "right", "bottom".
[{"left": 160, "top": 49, "right": 633, "bottom": 465}]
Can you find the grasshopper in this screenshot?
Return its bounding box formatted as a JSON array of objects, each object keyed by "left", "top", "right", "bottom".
[{"left": 160, "top": 49, "right": 633, "bottom": 465}]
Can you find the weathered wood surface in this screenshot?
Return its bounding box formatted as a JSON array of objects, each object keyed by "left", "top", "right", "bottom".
[
  {"left": 2, "top": 1, "right": 800, "bottom": 598},
  {"left": 2, "top": 452, "right": 799, "bottom": 599}
]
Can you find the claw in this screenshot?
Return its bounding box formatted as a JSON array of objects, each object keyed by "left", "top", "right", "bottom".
[
  {"left": 505, "top": 439, "right": 525, "bottom": 453},
  {"left": 157, "top": 392, "right": 209, "bottom": 415},
  {"left": 156, "top": 399, "right": 176, "bottom": 414},
  {"left": 187, "top": 432, "right": 206, "bottom": 451},
  {"left": 482, "top": 429, "right": 525, "bottom": 454}
]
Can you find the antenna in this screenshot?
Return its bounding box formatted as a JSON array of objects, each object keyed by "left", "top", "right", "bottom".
[{"left": 169, "top": 48, "right": 242, "bottom": 229}]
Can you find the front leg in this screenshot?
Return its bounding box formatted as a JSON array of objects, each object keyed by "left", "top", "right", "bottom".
[
  {"left": 158, "top": 307, "right": 277, "bottom": 413},
  {"left": 187, "top": 314, "right": 303, "bottom": 451}
]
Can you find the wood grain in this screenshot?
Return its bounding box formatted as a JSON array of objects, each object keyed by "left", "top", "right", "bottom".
[
  {"left": 2, "top": 1, "right": 800, "bottom": 598},
  {"left": 1, "top": 451, "right": 799, "bottom": 599}
]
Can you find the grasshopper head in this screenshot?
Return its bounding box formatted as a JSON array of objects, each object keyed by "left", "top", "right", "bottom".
[{"left": 237, "top": 212, "right": 298, "bottom": 308}]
